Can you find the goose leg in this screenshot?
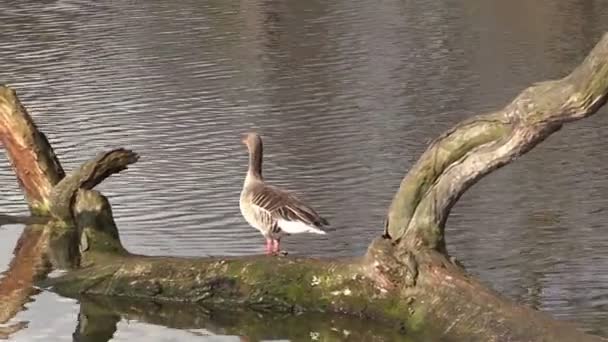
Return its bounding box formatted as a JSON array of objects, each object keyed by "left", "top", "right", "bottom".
[
  {"left": 265, "top": 238, "right": 273, "bottom": 255},
  {"left": 271, "top": 239, "right": 280, "bottom": 254}
]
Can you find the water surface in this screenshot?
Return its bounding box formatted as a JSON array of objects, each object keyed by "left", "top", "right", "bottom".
[{"left": 1, "top": 0, "right": 608, "bottom": 340}]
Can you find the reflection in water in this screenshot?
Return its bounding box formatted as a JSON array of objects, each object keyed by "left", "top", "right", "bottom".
[
  {"left": 73, "top": 295, "right": 434, "bottom": 342},
  {"left": 0, "top": 222, "right": 76, "bottom": 339},
  {"left": 0, "top": 322, "right": 27, "bottom": 340},
  {"left": 0, "top": 0, "right": 608, "bottom": 340},
  {"left": 0, "top": 227, "right": 47, "bottom": 328}
]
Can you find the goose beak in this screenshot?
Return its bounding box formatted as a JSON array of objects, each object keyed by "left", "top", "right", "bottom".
[{"left": 241, "top": 133, "right": 249, "bottom": 146}]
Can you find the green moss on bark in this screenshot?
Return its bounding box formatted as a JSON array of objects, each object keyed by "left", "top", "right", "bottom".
[{"left": 386, "top": 119, "right": 511, "bottom": 240}]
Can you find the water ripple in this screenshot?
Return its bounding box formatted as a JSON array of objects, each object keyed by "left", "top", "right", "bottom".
[{"left": 1, "top": 0, "right": 608, "bottom": 339}]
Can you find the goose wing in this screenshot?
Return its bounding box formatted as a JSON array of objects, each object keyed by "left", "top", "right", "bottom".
[{"left": 250, "top": 184, "right": 329, "bottom": 233}]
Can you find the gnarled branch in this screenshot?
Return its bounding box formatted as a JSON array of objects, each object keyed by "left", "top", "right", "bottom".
[{"left": 387, "top": 32, "right": 608, "bottom": 252}]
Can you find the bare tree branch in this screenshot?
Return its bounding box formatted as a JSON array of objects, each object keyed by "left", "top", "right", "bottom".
[
  {"left": 0, "top": 87, "right": 64, "bottom": 214},
  {"left": 387, "top": 33, "right": 608, "bottom": 253}
]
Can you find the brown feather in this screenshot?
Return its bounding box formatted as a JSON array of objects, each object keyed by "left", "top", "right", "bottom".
[{"left": 249, "top": 183, "right": 329, "bottom": 228}]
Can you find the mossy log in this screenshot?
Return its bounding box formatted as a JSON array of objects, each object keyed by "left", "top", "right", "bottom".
[{"left": 3, "top": 34, "right": 608, "bottom": 341}]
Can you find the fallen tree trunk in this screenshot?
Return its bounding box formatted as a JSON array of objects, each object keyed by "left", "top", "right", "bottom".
[{"left": 3, "top": 33, "right": 608, "bottom": 341}]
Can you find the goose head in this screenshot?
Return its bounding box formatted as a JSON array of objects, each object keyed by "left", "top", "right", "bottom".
[{"left": 241, "top": 132, "right": 263, "bottom": 152}]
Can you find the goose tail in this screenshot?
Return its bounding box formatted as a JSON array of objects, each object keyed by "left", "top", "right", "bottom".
[{"left": 278, "top": 219, "right": 328, "bottom": 235}]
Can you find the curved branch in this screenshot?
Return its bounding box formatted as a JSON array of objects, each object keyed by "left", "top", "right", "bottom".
[
  {"left": 387, "top": 33, "right": 608, "bottom": 251},
  {"left": 49, "top": 149, "right": 139, "bottom": 221}
]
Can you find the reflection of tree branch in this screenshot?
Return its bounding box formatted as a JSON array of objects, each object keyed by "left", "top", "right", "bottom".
[
  {"left": 0, "top": 223, "right": 76, "bottom": 340},
  {"left": 0, "top": 321, "right": 28, "bottom": 340},
  {"left": 0, "top": 226, "right": 48, "bottom": 325},
  {"left": 72, "top": 303, "right": 119, "bottom": 342},
  {"left": 76, "top": 295, "right": 410, "bottom": 342}
]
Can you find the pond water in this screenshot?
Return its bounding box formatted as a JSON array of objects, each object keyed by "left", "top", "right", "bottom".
[{"left": 1, "top": 0, "right": 608, "bottom": 340}]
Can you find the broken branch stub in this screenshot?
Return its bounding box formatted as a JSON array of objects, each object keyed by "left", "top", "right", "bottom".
[{"left": 49, "top": 149, "right": 139, "bottom": 222}]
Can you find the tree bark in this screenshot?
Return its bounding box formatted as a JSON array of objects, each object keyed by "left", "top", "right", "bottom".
[
  {"left": 0, "top": 87, "right": 64, "bottom": 214},
  {"left": 49, "top": 149, "right": 139, "bottom": 222},
  {"left": 3, "top": 33, "right": 608, "bottom": 341},
  {"left": 386, "top": 35, "right": 608, "bottom": 252}
]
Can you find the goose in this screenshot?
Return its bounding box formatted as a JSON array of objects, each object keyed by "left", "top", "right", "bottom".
[{"left": 239, "top": 132, "right": 329, "bottom": 255}]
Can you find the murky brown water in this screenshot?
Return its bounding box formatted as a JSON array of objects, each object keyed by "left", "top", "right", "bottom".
[{"left": 1, "top": 0, "right": 608, "bottom": 340}]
